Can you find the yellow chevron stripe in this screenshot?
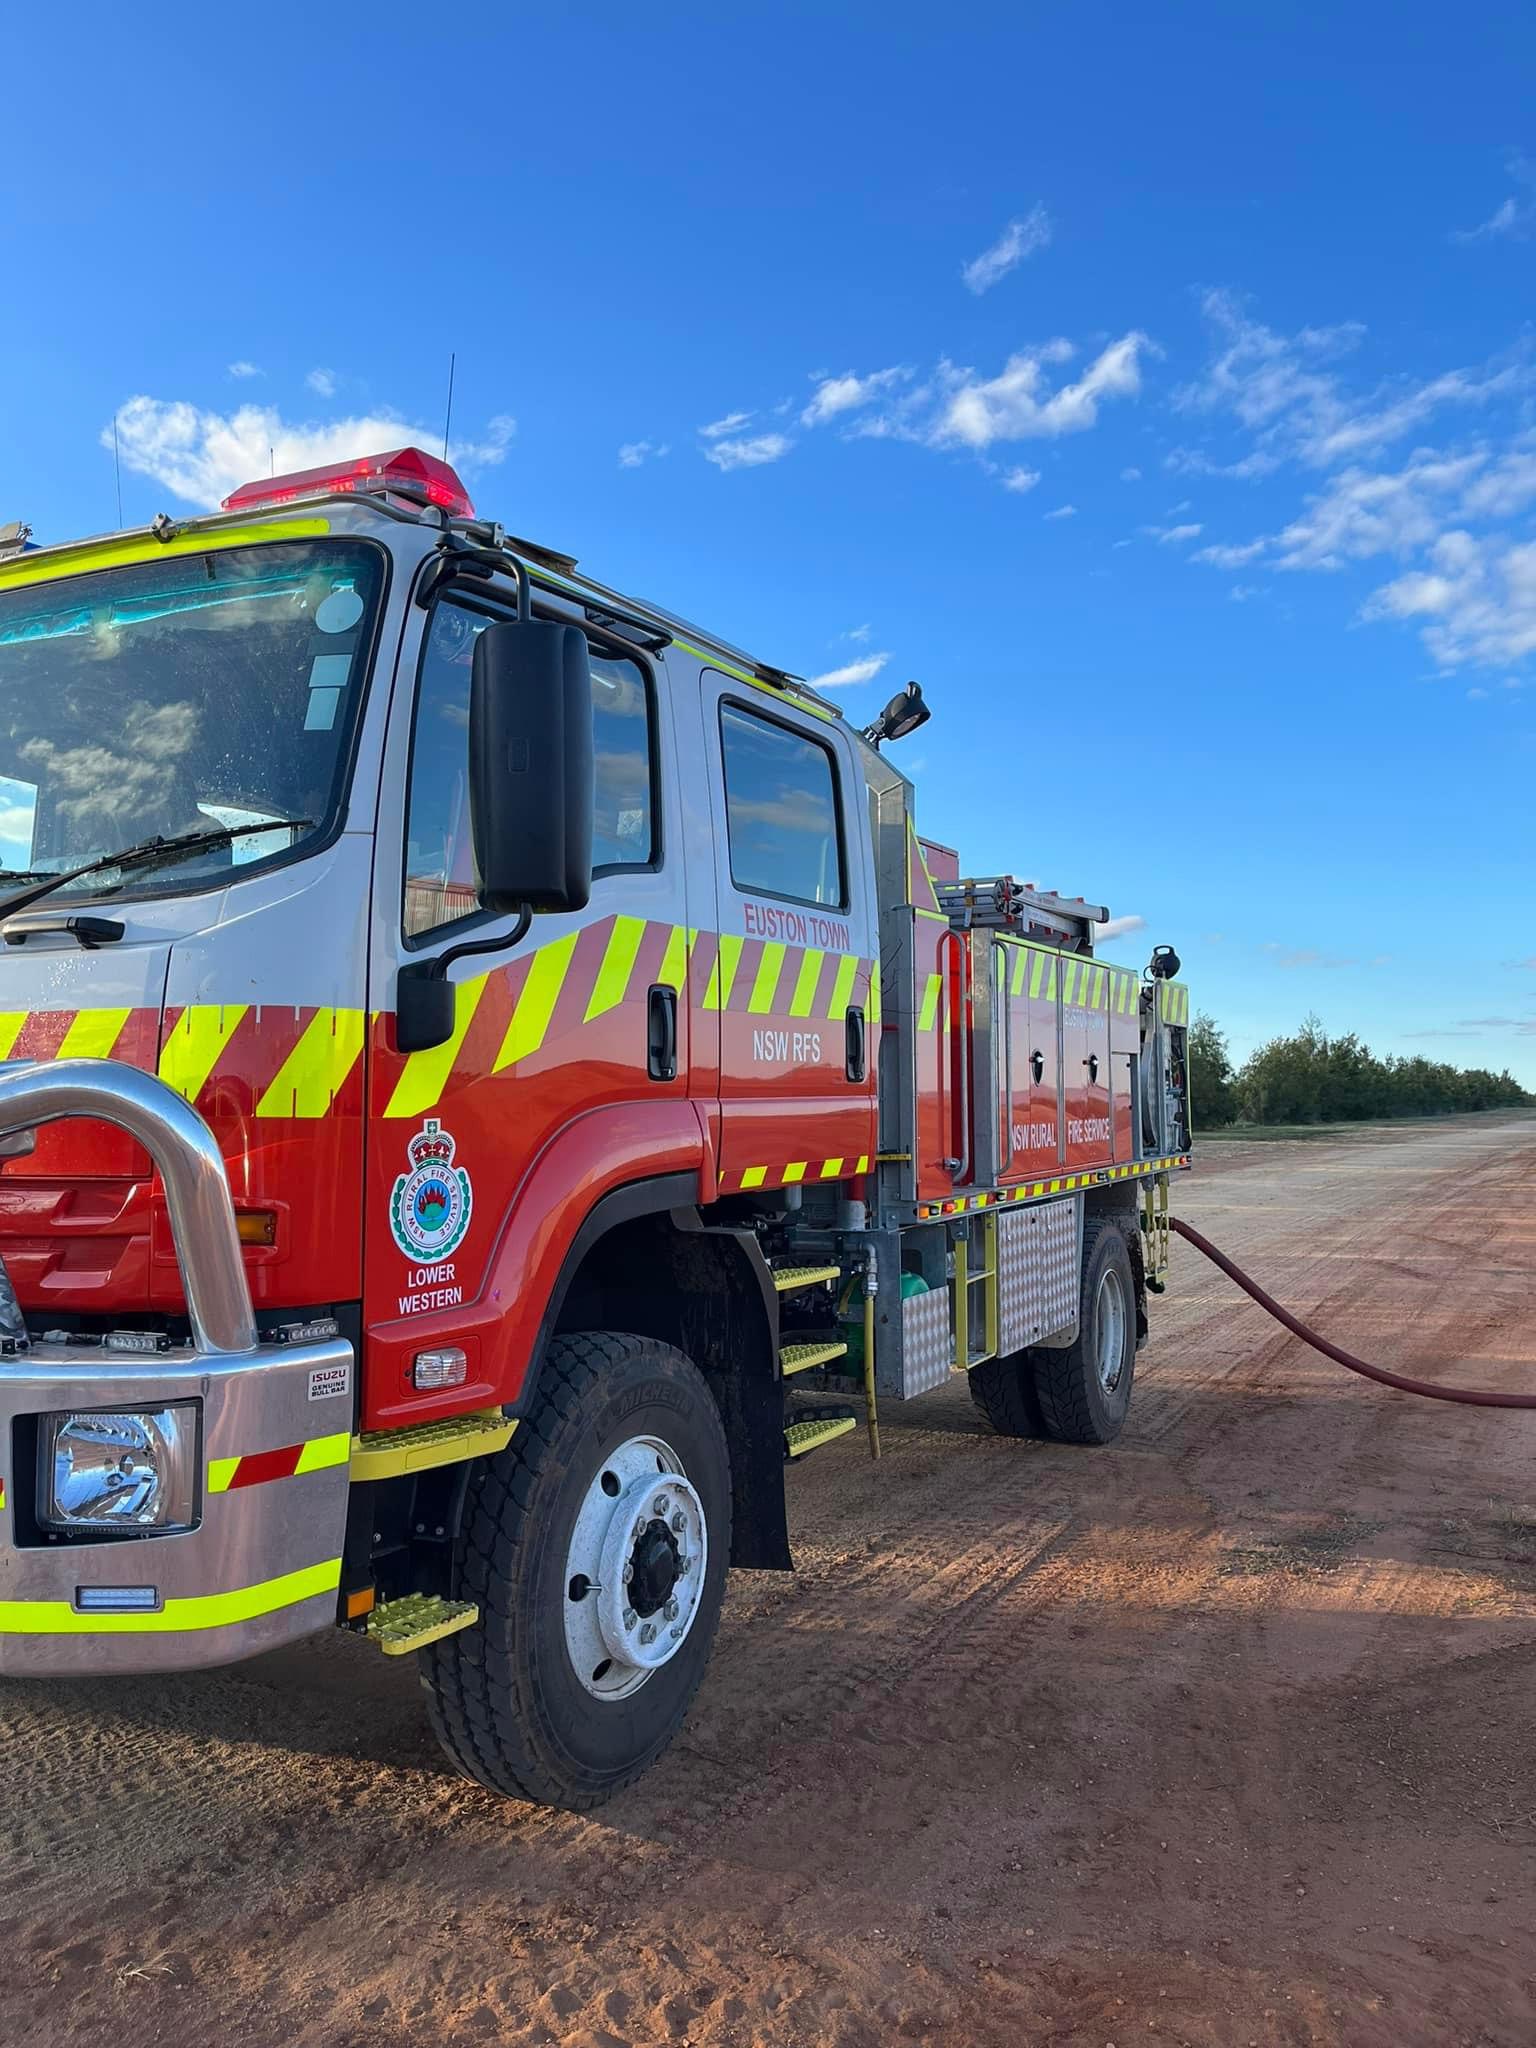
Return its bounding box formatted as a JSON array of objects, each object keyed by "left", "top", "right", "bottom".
[
  {"left": 159, "top": 1004, "right": 248, "bottom": 1103},
  {"left": 206, "top": 1456, "right": 240, "bottom": 1495},
  {"left": 866, "top": 972, "right": 882, "bottom": 1026},
  {"left": 295, "top": 1431, "right": 352, "bottom": 1476},
  {"left": 918, "top": 973, "right": 941, "bottom": 1032},
  {"left": 385, "top": 974, "right": 486, "bottom": 1119},
  {"left": 788, "top": 949, "right": 823, "bottom": 1018},
  {"left": 819, "top": 1157, "right": 844, "bottom": 1178},
  {"left": 1010, "top": 948, "right": 1027, "bottom": 997},
  {"left": 494, "top": 932, "right": 578, "bottom": 1071},
  {"left": 657, "top": 924, "right": 696, "bottom": 994},
  {"left": 825, "top": 953, "right": 859, "bottom": 1020},
  {"left": 255, "top": 1008, "right": 365, "bottom": 1118},
  {"left": 741, "top": 1165, "right": 768, "bottom": 1189},
  {"left": 0, "top": 1013, "right": 26, "bottom": 1060},
  {"left": 57, "top": 1007, "right": 131, "bottom": 1060},
  {"left": 783, "top": 1161, "right": 806, "bottom": 1183},
  {"left": 703, "top": 932, "right": 744, "bottom": 1012},
  {"left": 747, "top": 940, "right": 786, "bottom": 1013},
  {"left": 585, "top": 914, "right": 647, "bottom": 1022}
]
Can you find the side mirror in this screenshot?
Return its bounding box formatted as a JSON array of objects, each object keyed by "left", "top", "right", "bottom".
[
  {"left": 470, "top": 620, "right": 594, "bottom": 914},
  {"left": 862, "top": 680, "right": 931, "bottom": 749}
]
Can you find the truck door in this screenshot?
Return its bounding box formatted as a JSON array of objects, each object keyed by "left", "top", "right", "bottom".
[
  {"left": 1062, "top": 954, "right": 1112, "bottom": 1170},
  {"left": 363, "top": 591, "right": 689, "bottom": 1414},
  {"left": 692, "top": 665, "right": 878, "bottom": 1197},
  {"left": 997, "top": 940, "right": 1063, "bottom": 1185}
]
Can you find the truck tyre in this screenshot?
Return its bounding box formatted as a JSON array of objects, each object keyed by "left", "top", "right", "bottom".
[
  {"left": 1033, "top": 1219, "right": 1136, "bottom": 1445},
  {"left": 967, "top": 1349, "right": 1048, "bottom": 1439},
  {"left": 420, "top": 1331, "right": 731, "bottom": 1808}
]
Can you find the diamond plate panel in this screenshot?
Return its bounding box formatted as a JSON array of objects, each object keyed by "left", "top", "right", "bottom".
[
  {"left": 998, "top": 1196, "right": 1081, "bottom": 1354},
  {"left": 877, "top": 1285, "right": 953, "bottom": 1399}
]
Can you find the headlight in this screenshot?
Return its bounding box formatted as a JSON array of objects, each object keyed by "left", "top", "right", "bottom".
[{"left": 42, "top": 1405, "right": 199, "bottom": 1532}]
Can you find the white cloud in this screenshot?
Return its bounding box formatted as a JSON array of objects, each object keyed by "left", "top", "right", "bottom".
[
  {"left": 103, "top": 398, "right": 515, "bottom": 509},
  {"left": 618, "top": 440, "right": 670, "bottom": 468},
  {"left": 1229, "top": 584, "right": 1265, "bottom": 602},
  {"left": 1001, "top": 466, "right": 1041, "bottom": 493},
  {"left": 227, "top": 361, "right": 263, "bottom": 379},
  {"left": 305, "top": 367, "right": 337, "bottom": 398},
  {"left": 1120, "top": 466, "right": 1142, "bottom": 481},
  {"left": 1193, "top": 538, "right": 1268, "bottom": 567},
  {"left": 961, "top": 204, "right": 1053, "bottom": 294},
  {"left": 1143, "top": 522, "right": 1203, "bottom": 544},
  {"left": 842, "top": 623, "right": 872, "bottom": 642},
  {"left": 700, "top": 410, "right": 754, "bottom": 439},
  {"left": 936, "top": 332, "right": 1148, "bottom": 448},
  {"left": 702, "top": 432, "right": 791, "bottom": 472},
  {"left": 1097, "top": 914, "right": 1147, "bottom": 944},
  {"left": 801, "top": 366, "right": 911, "bottom": 428},
  {"left": 807, "top": 651, "right": 890, "bottom": 689},
  {"left": 1452, "top": 155, "right": 1536, "bottom": 242},
  {"left": 1366, "top": 529, "right": 1536, "bottom": 668},
  {"left": 1177, "top": 288, "right": 1530, "bottom": 473},
  {"left": 1043, "top": 503, "right": 1077, "bottom": 520}
]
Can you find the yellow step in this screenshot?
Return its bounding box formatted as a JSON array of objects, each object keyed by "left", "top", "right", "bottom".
[
  {"left": 780, "top": 1339, "right": 849, "bottom": 1376},
  {"left": 365, "top": 1594, "right": 479, "bottom": 1656},
  {"left": 351, "top": 1409, "right": 515, "bottom": 1484},
  {"left": 772, "top": 1264, "right": 842, "bottom": 1293},
  {"left": 785, "top": 1415, "right": 858, "bottom": 1458}
]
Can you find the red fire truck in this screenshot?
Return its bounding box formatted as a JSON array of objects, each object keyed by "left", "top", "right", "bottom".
[{"left": 0, "top": 448, "right": 1191, "bottom": 1806}]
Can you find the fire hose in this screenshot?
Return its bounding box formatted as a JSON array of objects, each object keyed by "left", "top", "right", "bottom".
[{"left": 1169, "top": 1216, "right": 1536, "bottom": 1410}]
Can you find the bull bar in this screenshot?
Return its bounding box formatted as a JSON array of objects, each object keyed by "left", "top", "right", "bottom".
[{"left": 0, "top": 1059, "right": 354, "bottom": 1676}]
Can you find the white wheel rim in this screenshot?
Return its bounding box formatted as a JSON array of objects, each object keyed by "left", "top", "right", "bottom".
[
  {"left": 562, "top": 1433, "right": 708, "bottom": 1702},
  {"left": 1097, "top": 1266, "right": 1127, "bottom": 1393}
]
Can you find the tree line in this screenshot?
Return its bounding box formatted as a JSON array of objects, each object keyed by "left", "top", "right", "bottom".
[{"left": 1187, "top": 1013, "right": 1533, "bottom": 1129}]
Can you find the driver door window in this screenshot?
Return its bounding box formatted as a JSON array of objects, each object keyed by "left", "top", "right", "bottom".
[{"left": 403, "top": 604, "right": 657, "bottom": 940}]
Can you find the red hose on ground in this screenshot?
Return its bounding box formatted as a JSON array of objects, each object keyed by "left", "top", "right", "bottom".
[{"left": 1169, "top": 1215, "right": 1536, "bottom": 1410}]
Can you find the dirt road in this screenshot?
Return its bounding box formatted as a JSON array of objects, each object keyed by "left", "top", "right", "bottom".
[{"left": 3, "top": 1117, "right": 1533, "bottom": 2048}]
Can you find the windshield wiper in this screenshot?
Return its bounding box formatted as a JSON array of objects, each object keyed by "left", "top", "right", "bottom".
[{"left": 0, "top": 821, "right": 312, "bottom": 921}]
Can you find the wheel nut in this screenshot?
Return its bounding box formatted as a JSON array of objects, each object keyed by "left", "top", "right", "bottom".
[
  {"left": 639, "top": 1622, "right": 657, "bottom": 1645},
  {"left": 623, "top": 1607, "right": 637, "bottom": 1631},
  {"left": 653, "top": 1495, "right": 669, "bottom": 1516},
  {"left": 663, "top": 1598, "right": 679, "bottom": 1621},
  {"left": 677, "top": 1554, "right": 691, "bottom": 1575},
  {"left": 669, "top": 1626, "right": 683, "bottom": 1641},
  {"left": 622, "top": 1561, "right": 634, "bottom": 1584},
  {"left": 670, "top": 1510, "right": 686, "bottom": 1533},
  {"left": 633, "top": 1519, "right": 647, "bottom": 1541}
]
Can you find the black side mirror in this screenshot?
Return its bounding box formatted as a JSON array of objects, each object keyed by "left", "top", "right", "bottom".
[{"left": 470, "top": 620, "right": 594, "bottom": 914}]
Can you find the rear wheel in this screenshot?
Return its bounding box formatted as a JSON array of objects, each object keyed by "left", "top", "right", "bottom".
[
  {"left": 969, "top": 1219, "right": 1137, "bottom": 1446},
  {"left": 421, "top": 1331, "right": 731, "bottom": 1808}
]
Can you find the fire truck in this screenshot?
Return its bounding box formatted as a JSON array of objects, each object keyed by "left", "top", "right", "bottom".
[{"left": 0, "top": 447, "right": 1191, "bottom": 1807}]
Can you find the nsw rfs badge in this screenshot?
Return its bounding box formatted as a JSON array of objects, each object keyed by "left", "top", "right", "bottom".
[{"left": 390, "top": 1119, "right": 473, "bottom": 1263}]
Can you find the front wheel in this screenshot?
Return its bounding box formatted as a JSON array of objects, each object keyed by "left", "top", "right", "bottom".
[{"left": 421, "top": 1331, "right": 731, "bottom": 1808}]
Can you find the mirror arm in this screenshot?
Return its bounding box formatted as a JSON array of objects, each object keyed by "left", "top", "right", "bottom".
[
  {"left": 416, "top": 902, "right": 533, "bottom": 985},
  {"left": 416, "top": 539, "right": 532, "bottom": 618},
  {"left": 395, "top": 904, "right": 534, "bottom": 1054}
]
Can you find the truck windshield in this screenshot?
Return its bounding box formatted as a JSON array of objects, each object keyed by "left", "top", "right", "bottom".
[{"left": 0, "top": 539, "right": 384, "bottom": 901}]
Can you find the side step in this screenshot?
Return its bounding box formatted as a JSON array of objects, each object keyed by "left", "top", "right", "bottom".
[
  {"left": 772, "top": 1264, "right": 842, "bottom": 1293},
  {"left": 780, "top": 1338, "right": 849, "bottom": 1376},
  {"left": 351, "top": 1409, "right": 515, "bottom": 1484},
  {"left": 366, "top": 1594, "right": 479, "bottom": 1656},
  {"left": 785, "top": 1414, "right": 858, "bottom": 1458}
]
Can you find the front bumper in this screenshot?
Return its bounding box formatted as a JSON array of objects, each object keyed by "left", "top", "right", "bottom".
[
  {"left": 0, "top": 1334, "right": 353, "bottom": 1675},
  {"left": 0, "top": 1055, "right": 353, "bottom": 1677}
]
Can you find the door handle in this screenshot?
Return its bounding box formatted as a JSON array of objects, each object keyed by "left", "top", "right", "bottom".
[
  {"left": 647, "top": 984, "right": 677, "bottom": 1081},
  {"left": 845, "top": 1005, "right": 866, "bottom": 1083},
  {"left": 1084, "top": 1052, "right": 1100, "bottom": 1083},
  {"left": 1030, "top": 1049, "right": 1045, "bottom": 1085}
]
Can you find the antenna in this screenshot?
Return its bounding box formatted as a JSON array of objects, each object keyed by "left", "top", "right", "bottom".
[
  {"left": 270, "top": 446, "right": 275, "bottom": 477},
  {"left": 442, "top": 351, "right": 456, "bottom": 460},
  {"left": 112, "top": 414, "right": 124, "bottom": 529}
]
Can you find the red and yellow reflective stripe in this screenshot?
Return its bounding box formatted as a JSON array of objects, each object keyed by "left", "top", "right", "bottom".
[
  {"left": 723, "top": 1155, "right": 870, "bottom": 1195},
  {"left": 206, "top": 1430, "right": 350, "bottom": 1495},
  {"left": 915, "top": 1155, "right": 1191, "bottom": 1217}
]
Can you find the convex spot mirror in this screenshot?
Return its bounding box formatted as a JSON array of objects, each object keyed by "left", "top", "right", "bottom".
[{"left": 470, "top": 619, "right": 595, "bottom": 914}]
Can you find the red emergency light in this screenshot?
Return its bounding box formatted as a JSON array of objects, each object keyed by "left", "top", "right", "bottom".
[{"left": 221, "top": 446, "right": 475, "bottom": 519}]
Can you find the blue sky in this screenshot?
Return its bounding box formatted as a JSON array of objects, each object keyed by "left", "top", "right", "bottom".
[{"left": 5, "top": 2, "right": 1535, "bottom": 1080}]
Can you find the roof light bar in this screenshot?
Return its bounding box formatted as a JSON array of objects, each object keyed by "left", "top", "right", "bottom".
[{"left": 222, "top": 446, "right": 475, "bottom": 519}]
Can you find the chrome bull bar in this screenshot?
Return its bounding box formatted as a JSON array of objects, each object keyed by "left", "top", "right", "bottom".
[
  {"left": 0, "top": 1056, "right": 257, "bottom": 1354},
  {"left": 0, "top": 1057, "right": 355, "bottom": 1676}
]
